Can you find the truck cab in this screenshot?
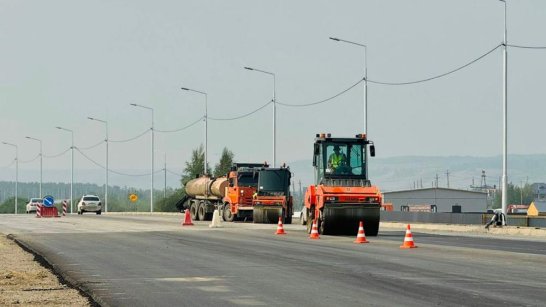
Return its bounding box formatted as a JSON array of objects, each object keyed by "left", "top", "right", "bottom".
[{"left": 223, "top": 163, "right": 266, "bottom": 221}]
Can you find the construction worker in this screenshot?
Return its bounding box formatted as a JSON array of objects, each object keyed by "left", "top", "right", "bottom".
[
  {"left": 485, "top": 209, "right": 507, "bottom": 230},
  {"left": 328, "top": 145, "right": 347, "bottom": 172}
]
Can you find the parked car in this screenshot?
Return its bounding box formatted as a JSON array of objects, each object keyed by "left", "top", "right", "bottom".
[
  {"left": 77, "top": 195, "right": 102, "bottom": 215},
  {"left": 26, "top": 198, "right": 43, "bottom": 213}
]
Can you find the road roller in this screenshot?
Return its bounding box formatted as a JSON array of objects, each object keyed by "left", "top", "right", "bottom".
[
  {"left": 251, "top": 166, "right": 293, "bottom": 224},
  {"left": 304, "top": 133, "right": 382, "bottom": 236}
]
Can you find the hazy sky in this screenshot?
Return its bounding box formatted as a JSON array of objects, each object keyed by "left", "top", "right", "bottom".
[{"left": 1, "top": 0, "right": 545, "bottom": 188}]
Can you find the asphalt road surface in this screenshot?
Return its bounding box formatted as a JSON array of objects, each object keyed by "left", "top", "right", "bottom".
[{"left": 1, "top": 214, "right": 546, "bottom": 307}]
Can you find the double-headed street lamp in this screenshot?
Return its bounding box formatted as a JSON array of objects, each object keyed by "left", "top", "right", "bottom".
[
  {"left": 181, "top": 87, "right": 208, "bottom": 175},
  {"left": 88, "top": 117, "right": 109, "bottom": 213},
  {"left": 25, "top": 136, "right": 42, "bottom": 198},
  {"left": 329, "top": 37, "right": 368, "bottom": 135},
  {"left": 56, "top": 126, "right": 74, "bottom": 213},
  {"left": 2, "top": 142, "right": 18, "bottom": 214},
  {"left": 130, "top": 103, "right": 154, "bottom": 213},
  {"left": 244, "top": 66, "right": 276, "bottom": 167}
]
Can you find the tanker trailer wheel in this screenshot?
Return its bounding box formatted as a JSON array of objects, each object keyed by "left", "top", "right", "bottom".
[
  {"left": 223, "top": 204, "right": 235, "bottom": 222},
  {"left": 190, "top": 202, "right": 198, "bottom": 221},
  {"left": 197, "top": 201, "right": 206, "bottom": 221}
]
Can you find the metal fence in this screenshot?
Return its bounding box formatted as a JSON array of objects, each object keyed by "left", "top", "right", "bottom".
[{"left": 381, "top": 211, "right": 546, "bottom": 228}]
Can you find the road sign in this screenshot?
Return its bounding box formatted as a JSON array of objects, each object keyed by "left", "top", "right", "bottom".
[
  {"left": 129, "top": 194, "right": 138, "bottom": 203},
  {"left": 43, "top": 195, "right": 55, "bottom": 207}
]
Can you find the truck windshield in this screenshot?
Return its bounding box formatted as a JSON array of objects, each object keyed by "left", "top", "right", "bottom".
[
  {"left": 323, "top": 142, "right": 366, "bottom": 178},
  {"left": 258, "top": 170, "right": 290, "bottom": 196},
  {"left": 237, "top": 172, "right": 258, "bottom": 187}
]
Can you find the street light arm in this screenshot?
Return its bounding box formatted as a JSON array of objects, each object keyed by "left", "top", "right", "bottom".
[
  {"left": 329, "top": 36, "right": 367, "bottom": 48},
  {"left": 181, "top": 87, "right": 207, "bottom": 96},
  {"left": 244, "top": 66, "right": 275, "bottom": 77}
]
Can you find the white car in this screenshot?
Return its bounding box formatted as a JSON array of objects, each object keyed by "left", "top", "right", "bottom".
[
  {"left": 26, "top": 198, "right": 43, "bottom": 213},
  {"left": 77, "top": 195, "right": 102, "bottom": 215}
]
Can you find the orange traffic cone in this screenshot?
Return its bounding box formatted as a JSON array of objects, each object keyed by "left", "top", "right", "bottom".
[
  {"left": 275, "top": 216, "right": 286, "bottom": 235},
  {"left": 354, "top": 221, "right": 369, "bottom": 244},
  {"left": 309, "top": 219, "right": 320, "bottom": 239},
  {"left": 182, "top": 209, "right": 194, "bottom": 226},
  {"left": 400, "top": 224, "right": 417, "bottom": 248}
]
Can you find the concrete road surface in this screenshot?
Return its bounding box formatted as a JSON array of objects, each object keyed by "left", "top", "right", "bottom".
[{"left": 1, "top": 214, "right": 546, "bottom": 307}]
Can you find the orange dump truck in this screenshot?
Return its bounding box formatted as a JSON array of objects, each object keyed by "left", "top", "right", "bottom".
[{"left": 304, "top": 133, "right": 382, "bottom": 235}]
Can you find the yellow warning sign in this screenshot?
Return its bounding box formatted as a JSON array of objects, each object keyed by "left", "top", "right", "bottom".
[{"left": 129, "top": 194, "right": 138, "bottom": 203}]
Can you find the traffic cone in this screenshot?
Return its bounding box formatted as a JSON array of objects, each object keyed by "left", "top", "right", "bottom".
[
  {"left": 400, "top": 224, "right": 417, "bottom": 249},
  {"left": 182, "top": 209, "right": 194, "bottom": 226},
  {"left": 309, "top": 219, "right": 320, "bottom": 239},
  {"left": 275, "top": 216, "right": 286, "bottom": 235},
  {"left": 354, "top": 221, "right": 369, "bottom": 244}
]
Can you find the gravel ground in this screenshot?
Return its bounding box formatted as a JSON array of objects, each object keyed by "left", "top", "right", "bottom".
[{"left": 0, "top": 235, "right": 92, "bottom": 306}]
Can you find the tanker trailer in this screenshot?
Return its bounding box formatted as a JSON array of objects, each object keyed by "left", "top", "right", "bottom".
[{"left": 184, "top": 176, "right": 228, "bottom": 221}]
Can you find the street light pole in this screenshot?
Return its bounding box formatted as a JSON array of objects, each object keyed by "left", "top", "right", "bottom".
[
  {"left": 130, "top": 103, "right": 154, "bottom": 213},
  {"left": 56, "top": 127, "right": 74, "bottom": 213},
  {"left": 88, "top": 117, "right": 109, "bottom": 213},
  {"left": 329, "top": 37, "right": 369, "bottom": 177},
  {"left": 499, "top": 0, "right": 508, "bottom": 215},
  {"left": 181, "top": 87, "right": 208, "bottom": 175},
  {"left": 329, "top": 37, "right": 368, "bottom": 135},
  {"left": 25, "top": 136, "right": 42, "bottom": 198},
  {"left": 2, "top": 142, "right": 18, "bottom": 214},
  {"left": 244, "top": 67, "right": 276, "bottom": 167}
]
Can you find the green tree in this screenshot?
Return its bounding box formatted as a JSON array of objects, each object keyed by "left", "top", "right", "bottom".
[
  {"left": 156, "top": 189, "right": 185, "bottom": 212},
  {"left": 181, "top": 145, "right": 212, "bottom": 185},
  {"left": 214, "top": 147, "right": 235, "bottom": 177},
  {"left": 0, "top": 197, "right": 28, "bottom": 214},
  {"left": 493, "top": 182, "right": 534, "bottom": 208}
]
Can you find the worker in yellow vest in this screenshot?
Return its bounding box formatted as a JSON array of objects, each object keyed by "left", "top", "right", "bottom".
[{"left": 328, "top": 145, "right": 347, "bottom": 172}]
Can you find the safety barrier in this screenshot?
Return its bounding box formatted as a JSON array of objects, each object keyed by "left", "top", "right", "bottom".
[
  {"left": 381, "top": 211, "right": 546, "bottom": 228},
  {"left": 35, "top": 204, "right": 59, "bottom": 218}
]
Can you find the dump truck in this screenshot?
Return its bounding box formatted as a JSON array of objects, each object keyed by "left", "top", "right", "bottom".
[
  {"left": 178, "top": 163, "right": 293, "bottom": 224},
  {"left": 304, "top": 133, "right": 382, "bottom": 235}
]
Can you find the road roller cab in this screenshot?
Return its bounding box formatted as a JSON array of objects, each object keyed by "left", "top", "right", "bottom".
[
  {"left": 252, "top": 166, "right": 294, "bottom": 224},
  {"left": 304, "top": 133, "right": 382, "bottom": 235}
]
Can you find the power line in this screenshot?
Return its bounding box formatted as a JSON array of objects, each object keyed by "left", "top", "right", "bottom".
[
  {"left": 368, "top": 44, "right": 502, "bottom": 85},
  {"left": 75, "top": 147, "right": 162, "bottom": 177},
  {"left": 208, "top": 101, "right": 272, "bottom": 121},
  {"left": 166, "top": 169, "right": 183, "bottom": 177},
  {"left": 43, "top": 148, "right": 71, "bottom": 158},
  {"left": 78, "top": 139, "right": 105, "bottom": 150},
  {"left": 508, "top": 44, "right": 546, "bottom": 49},
  {"left": 110, "top": 129, "right": 150, "bottom": 143},
  {"left": 277, "top": 77, "right": 365, "bottom": 107},
  {"left": 0, "top": 158, "right": 16, "bottom": 168},
  {"left": 155, "top": 117, "right": 203, "bottom": 133},
  {"left": 19, "top": 154, "right": 40, "bottom": 164}
]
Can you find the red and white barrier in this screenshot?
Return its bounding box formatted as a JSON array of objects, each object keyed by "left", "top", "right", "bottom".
[
  {"left": 62, "top": 200, "right": 67, "bottom": 216},
  {"left": 36, "top": 204, "right": 42, "bottom": 218}
]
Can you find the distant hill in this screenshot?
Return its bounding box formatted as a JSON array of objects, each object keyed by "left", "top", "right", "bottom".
[
  {"left": 287, "top": 154, "right": 546, "bottom": 192},
  {"left": 2, "top": 155, "right": 545, "bottom": 193}
]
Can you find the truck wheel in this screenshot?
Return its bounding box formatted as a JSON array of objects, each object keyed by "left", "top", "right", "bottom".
[
  {"left": 284, "top": 209, "right": 292, "bottom": 225},
  {"left": 223, "top": 205, "right": 235, "bottom": 222},
  {"left": 197, "top": 202, "right": 206, "bottom": 221},
  {"left": 190, "top": 203, "right": 198, "bottom": 220}
]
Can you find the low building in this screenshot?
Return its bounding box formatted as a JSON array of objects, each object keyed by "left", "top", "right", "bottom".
[{"left": 383, "top": 187, "right": 488, "bottom": 213}]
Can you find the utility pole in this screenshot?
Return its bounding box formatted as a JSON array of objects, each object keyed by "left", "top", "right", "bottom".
[
  {"left": 446, "top": 170, "right": 450, "bottom": 188},
  {"left": 435, "top": 174, "right": 439, "bottom": 188}
]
